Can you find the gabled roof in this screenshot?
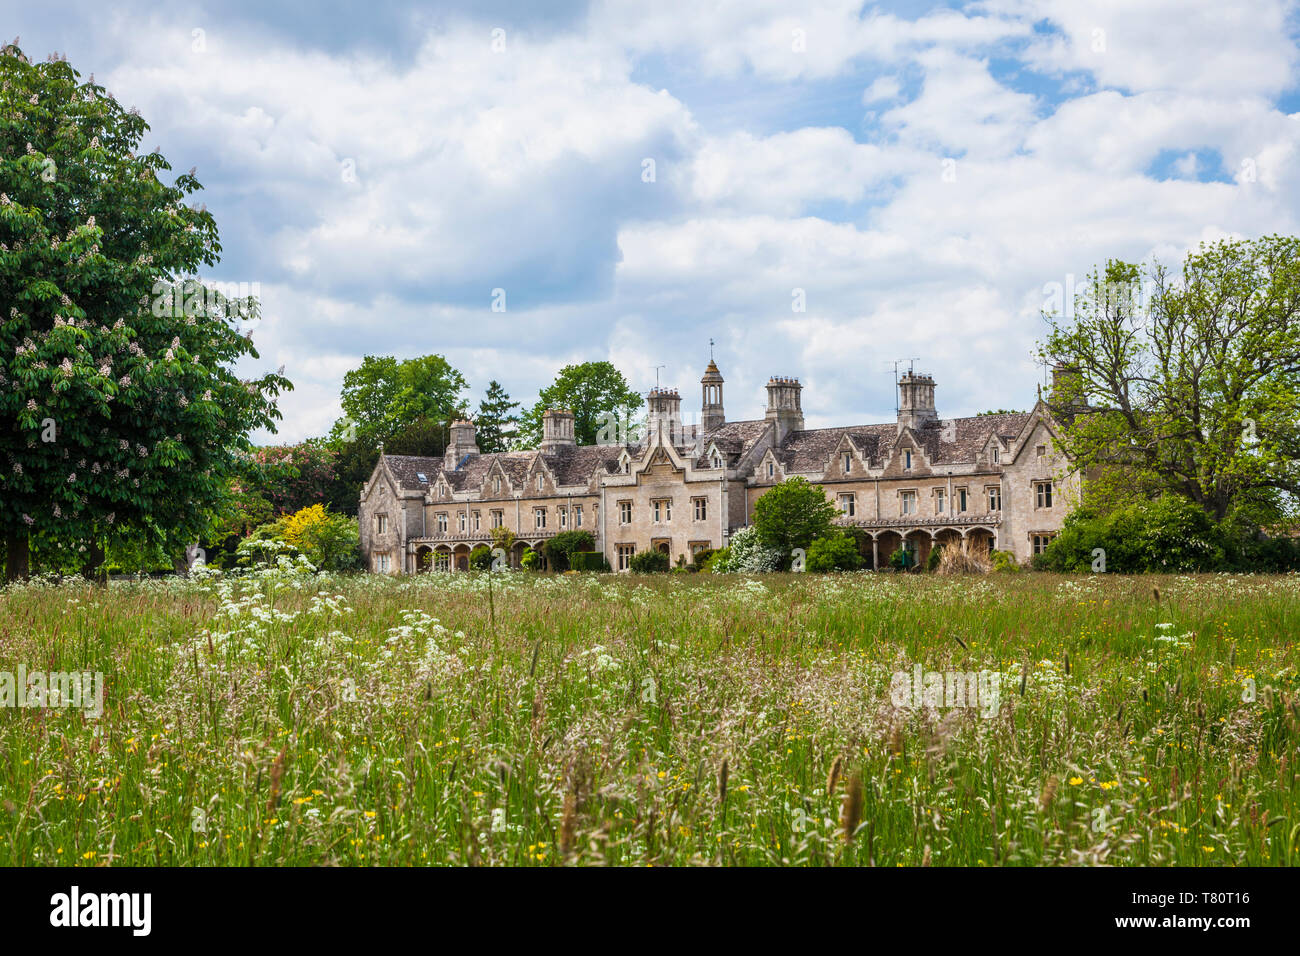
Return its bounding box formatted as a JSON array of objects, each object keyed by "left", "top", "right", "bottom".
[
  {"left": 547, "top": 444, "right": 626, "bottom": 484},
  {"left": 777, "top": 423, "right": 897, "bottom": 471},
  {"left": 924, "top": 412, "right": 1030, "bottom": 463},
  {"left": 383, "top": 455, "right": 445, "bottom": 492},
  {"left": 697, "top": 419, "right": 770, "bottom": 463},
  {"left": 376, "top": 444, "right": 625, "bottom": 498},
  {"left": 774, "top": 411, "right": 1034, "bottom": 472}
]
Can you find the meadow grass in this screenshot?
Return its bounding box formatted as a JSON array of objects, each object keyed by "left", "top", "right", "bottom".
[{"left": 0, "top": 565, "right": 1297, "bottom": 866}]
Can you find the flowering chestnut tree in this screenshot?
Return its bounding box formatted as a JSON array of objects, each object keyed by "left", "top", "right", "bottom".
[{"left": 0, "top": 44, "right": 289, "bottom": 579}]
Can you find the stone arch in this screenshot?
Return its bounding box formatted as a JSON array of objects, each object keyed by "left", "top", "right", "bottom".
[
  {"left": 964, "top": 527, "right": 997, "bottom": 556},
  {"left": 876, "top": 530, "right": 904, "bottom": 570},
  {"left": 932, "top": 528, "right": 965, "bottom": 565},
  {"left": 525, "top": 541, "right": 551, "bottom": 571},
  {"left": 415, "top": 545, "right": 433, "bottom": 573},
  {"left": 453, "top": 543, "right": 471, "bottom": 572},
  {"left": 903, "top": 529, "right": 933, "bottom": 570}
]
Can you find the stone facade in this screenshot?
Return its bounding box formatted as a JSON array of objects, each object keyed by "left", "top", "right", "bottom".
[{"left": 358, "top": 361, "right": 1080, "bottom": 573}]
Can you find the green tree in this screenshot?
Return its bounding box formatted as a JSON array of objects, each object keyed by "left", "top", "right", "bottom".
[
  {"left": 516, "top": 361, "right": 643, "bottom": 447},
  {"left": 488, "top": 522, "right": 514, "bottom": 554},
  {"left": 322, "top": 355, "right": 467, "bottom": 515},
  {"left": 476, "top": 379, "right": 519, "bottom": 453},
  {"left": 201, "top": 442, "right": 338, "bottom": 566},
  {"left": 0, "top": 44, "right": 288, "bottom": 580},
  {"left": 249, "top": 442, "right": 338, "bottom": 514},
  {"left": 329, "top": 354, "right": 467, "bottom": 447},
  {"left": 1040, "top": 238, "right": 1300, "bottom": 522},
  {"left": 752, "top": 477, "right": 839, "bottom": 560}
]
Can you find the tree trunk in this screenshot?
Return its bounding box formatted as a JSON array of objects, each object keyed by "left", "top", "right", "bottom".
[
  {"left": 5, "top": 530, "right": 30, "bottom": 583},
  {"left": 80, "top": 540, "right": 107, "bottom": 586}
]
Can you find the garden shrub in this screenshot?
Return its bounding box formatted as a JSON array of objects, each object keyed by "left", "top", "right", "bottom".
[
  {"left": 236, "top": 504, "right": 360, "bottom": 571},
  {"left": 805, "top": 532, "right": 864, "bottom": 572},
  {"left": 989, "top": 549, "right": 1020, "bottom": 573},
  {"left": 628, "top": 549, "right": 670, "bottom": 573},
  {"left": 689, "top": 548, "right": 716, "bottom": 571},
  {"left": 1036, "top": 495, "right": 1226, "bottom": 572},
  {"left": 702, "top": 547, "right": 730, "bottom": 573},
  {"left": 888, "top": 547, "right": 916, "bottom": 571},
  {"left": 542, "top": 530, "right": 595, "bottom": 571},
  {"left": 570, "top": 551, "right": 610, "bottom": 572},
  {"left": 713, "top": 526, "right": 783, "bottom": 572}
]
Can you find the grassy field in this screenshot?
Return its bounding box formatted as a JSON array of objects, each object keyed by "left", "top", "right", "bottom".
[{"left": 0, "top": 565, "right": 1297, "bottom": 866}]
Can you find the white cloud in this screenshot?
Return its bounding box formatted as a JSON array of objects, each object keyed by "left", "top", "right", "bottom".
[
  {"left": 22, "top": 1, "right": 1294, "bottom": 443},
  {"left": 993, "top": 0, "right": 1300, "bottom": 96},
  {"left": 689, "top": 127, "right": 911, "bottom": 214}
]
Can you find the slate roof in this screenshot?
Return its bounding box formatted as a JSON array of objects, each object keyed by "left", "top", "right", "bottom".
[
  {"left": 380, "top": 408, "right": 1035, "bottom": 495},
  {"left": 775, "top": 411, "right": 1032, "bottom": 472},
  {"left": 697, "top": 419, "right": 771, "bottom": 462},
  {"left": 382, "top": 455, "right": 446, "bottom": 492},
  {"left": 381, "top": 444, "right": 626, "bottom": 495},
  {"left": 778, "top": 423, "right": 896, "bottom": 471}
]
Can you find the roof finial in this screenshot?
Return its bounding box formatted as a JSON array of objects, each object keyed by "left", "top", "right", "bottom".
[{"left": 709, "top": 337, "right": 714, "bottom": 361}]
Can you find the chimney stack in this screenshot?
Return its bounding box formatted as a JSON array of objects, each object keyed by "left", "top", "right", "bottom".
[
  {"left": 444, "top": 419, "right": 480, "bottom": 470},
  {"left": 764, "top": 376, "right": 804, "bottom": 444},
  {"left": 647, "top": 387, "right": 684, "bottom": 446},
  {"left": 541, "top": 408, "right": 577, "bottom": 454},
  {"left": 897, "top": 371, "right": 937, "bottom": 433}
]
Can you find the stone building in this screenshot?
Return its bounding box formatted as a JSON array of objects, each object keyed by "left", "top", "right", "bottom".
[{"left": 358, "top": 360, "right": 1079, "bottom": 572}]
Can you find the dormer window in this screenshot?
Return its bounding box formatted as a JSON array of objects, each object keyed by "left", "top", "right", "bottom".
[
  {"left": 842, "top": 453, "right": 851, "bottom": 474},
  {"left": 904, "top": 449, "right": 913, "bottom": 470},
  {"left": 536, "top": 474, "right": 543, "bottom": 492},
  {"left": 767, "top": 462, "right": 775, "bottom": 479},
  {"left": 991, "top": 446, "right": 999, "bottom": 463},
  {"left": 623, "top": 459, "right": 630, "bottom": 474},
  {"left": 493, "top": 476, "right": 501, "bottom": 495}
]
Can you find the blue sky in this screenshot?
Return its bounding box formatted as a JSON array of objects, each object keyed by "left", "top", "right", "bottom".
[{"left": 9, "top": 0, "right": 1300, "bottom": 441}]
